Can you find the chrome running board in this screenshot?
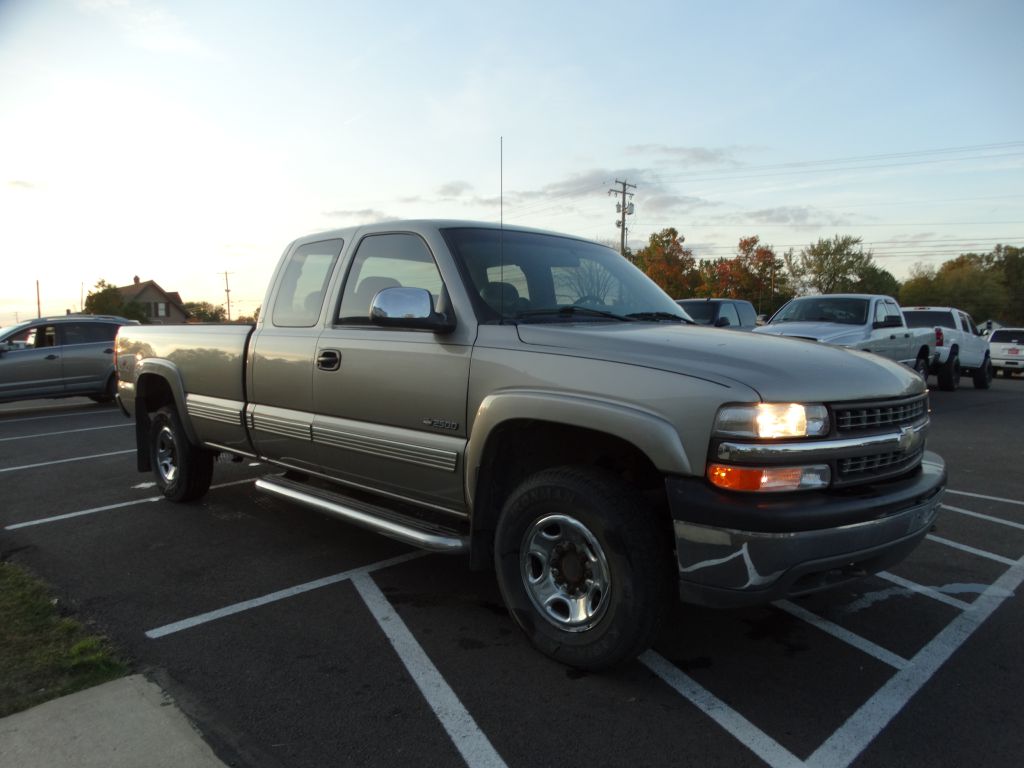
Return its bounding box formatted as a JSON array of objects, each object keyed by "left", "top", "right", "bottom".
[{"left": 255, "top": 475, "right": 467, "bottom": 554}]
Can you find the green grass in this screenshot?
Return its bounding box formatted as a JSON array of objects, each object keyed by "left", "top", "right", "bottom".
[{"left": 0, "top": 561, "right": 128, "bottom": 717}]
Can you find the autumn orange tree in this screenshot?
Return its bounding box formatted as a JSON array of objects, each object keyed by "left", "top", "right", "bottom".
[
  {"left": 689, "top": 236, "right": 792, "bottom": 314},
  {"left": 634, "top": 228, "right": 699, "bottom": 298}
]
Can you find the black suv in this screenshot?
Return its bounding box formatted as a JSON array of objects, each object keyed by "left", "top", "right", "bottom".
[
  {"left": 0, "top": 315, "right": 140, "bottom": 404},
  {"left": 676, "top": 298, "right": 758, "bottom": 330}
]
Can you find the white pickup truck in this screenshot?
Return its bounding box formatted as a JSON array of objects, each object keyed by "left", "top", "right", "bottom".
[
  {"left": 754, "top": 294, "right": 937, "bottom": 378},
  {"left": 901, "top": 306, "right": 993, "bottom": 390}
]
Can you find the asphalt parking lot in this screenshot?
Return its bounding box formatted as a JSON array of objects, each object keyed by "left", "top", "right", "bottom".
[{"left": 1, "top": 380, "right": 1022, "bottom": 768}]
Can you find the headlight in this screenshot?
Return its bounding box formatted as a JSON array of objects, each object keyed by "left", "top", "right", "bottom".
[{"left": 714, "top": 403, "right": 829, "bottom": 439}]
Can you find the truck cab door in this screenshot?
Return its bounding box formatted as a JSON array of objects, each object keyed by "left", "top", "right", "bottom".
[
  {"left": 0, "top": 323, "right": 63, "bottom": 401},
  {"left": 957, "top": 311, "right": 986, "bottom": 367},
  {"left": 246, "top": 238, "right": 345, "bottom": 474},
  {"left": 866, "top": 301, "right": 900, "bottom": 361},
  {"left": 312, "top": 231, "right": 471, "bottom": 514}
]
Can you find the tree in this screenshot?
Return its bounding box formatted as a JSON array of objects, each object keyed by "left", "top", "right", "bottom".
[
  {"left": 184, "top": 301, "right": 227, "bottom": 323},
  {"left": 83, "top": 279, "right": 147, "bottom": 322},
  {"left": 852, "top": 264, "right": 900, "bottom": 296},
  {"left": 898, "top": 263, "right": 936, "bottom": 307},
  {"left": 634, "top": 228, "right": 698, "bottom": 298},
  {"left": 797, "top": 235, "right": 874, "bottom": 294}
]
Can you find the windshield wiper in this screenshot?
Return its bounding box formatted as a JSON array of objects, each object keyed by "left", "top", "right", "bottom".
[
  {"left": 625, "top": 311, "right": 693, "bottom": 324},
  {"left": 516, "top": 306, "right": 634, "bottom": 321}
]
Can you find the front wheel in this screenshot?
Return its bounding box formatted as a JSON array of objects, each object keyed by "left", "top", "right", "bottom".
[
  {"left": 150, "top": 405, "right": 214, "bottom": 502},
  {"left": 494, "top": 466, "right": 670, "bottom": 670},
  {"left": 912, "top": 355, "right": 929, "bottom": 380},
  {"left": 972, "top": 355, "right": 993, "bottom": 389}
]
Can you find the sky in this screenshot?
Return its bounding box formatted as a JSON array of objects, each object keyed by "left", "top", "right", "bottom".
[{"left": 1, "top": 0, "right": 1022, "bottom": 326}]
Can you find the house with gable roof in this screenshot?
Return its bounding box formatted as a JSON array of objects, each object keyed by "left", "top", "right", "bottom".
[{"left": 116, "top": 276, "right": 188, "bottom": 324}]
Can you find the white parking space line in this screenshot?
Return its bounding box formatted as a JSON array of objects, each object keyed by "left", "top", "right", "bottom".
[
  {"left": 0, "top": 449, "right": 134, "bottom": 474},
  {"left": 3, "top": 478, "right": 255, "bottom": 530},
  {"left": 774, "top": 600, "right": 908, "bottom": 669},
  {"left": 5, "top": 497, "right": 162, "bottom": 530},
  {"left": 942, "top": 503, "right": 1024, "bottom": 531},
  {"left": 353, "top": 574, "right": 509, "bottom": 768},
  {"left": 946, "top": 489, "right": 1024, "bottom": 507},
  {"left": 0, "top": 423, "right": 132, "bottom": 442},
  {"left": 0, "top": 409, "right": 122, "bottom": 425},
  {"left": 145, "top": 552, "right": 423, "bottom": 639},
  {"left": 805, "top": 554, "right": 1024, "bottom": 768},
  {"left": 875, "top": 572, "right": 972, "bottom": 611},
  {"left": 926, "top": 534, "right": 1018, "bottom": 566},
  {"left": 641, "top": 650, "right": 804, "bottom": 768}
]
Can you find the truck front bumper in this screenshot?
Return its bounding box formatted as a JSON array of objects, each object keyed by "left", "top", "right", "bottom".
[{"left": 666, "top": 451, "right": 946, "bottom": 608}]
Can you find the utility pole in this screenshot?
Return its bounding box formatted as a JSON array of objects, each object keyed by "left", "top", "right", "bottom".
[
  {"left": 36, "top": 280, "right": 41, "bottom": 318},
  {"left": 220, "top": 271, "right": 233, "bottom": 321},
  {"left": 607, "top": 179, "right": 636, "bottom": 259}
]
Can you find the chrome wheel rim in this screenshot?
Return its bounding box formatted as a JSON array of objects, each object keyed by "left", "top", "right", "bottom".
[
  {"left": 155, "top": 425, "right": 178, "bottom": 484},
  {"left": 520, "top": 514, "right": 611, "bottom": 632}
]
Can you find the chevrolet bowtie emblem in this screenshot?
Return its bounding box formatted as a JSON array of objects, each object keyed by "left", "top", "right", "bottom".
[{"left": 898, "top": 424, "right": 921, "bottom": 454}]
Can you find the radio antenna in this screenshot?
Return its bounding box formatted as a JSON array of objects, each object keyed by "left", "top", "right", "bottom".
[{"left": 499, "top": 135, "right": 505, "bottom": 322}]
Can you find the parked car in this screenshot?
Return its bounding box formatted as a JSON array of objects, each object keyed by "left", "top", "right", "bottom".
[
  {"left": 753, "top": 294, "right": 936, "bottom": 376},
  {"left": 116, "top": 220, "right": 945, "bottom": 670},
  {"left": 987, "top": 327, "right": 1024, "bottom": 377},
  {"left": 901, "top": 306, "right": 992, "bottom": 390},
  {"left": 675, "top": 298, "right": 758, "bottom": 329},
  {"left": 0, "top": 315, "right": 140, "bottom": 404}
]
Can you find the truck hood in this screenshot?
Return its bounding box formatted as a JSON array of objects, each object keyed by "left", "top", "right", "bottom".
[
  {"left": 514, "top": 323, "right": 923, "bottom": 402},
  {"left": 752, "top": 321, "right": 866, "bottom": 345}
]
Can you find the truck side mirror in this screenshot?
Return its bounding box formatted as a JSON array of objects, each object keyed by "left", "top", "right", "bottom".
[
  {"left": 370, "top": 287, "right": 456, "bottom": 334},
  {"left": 714, "top": 316, "right": 731, "bottom": 327}
]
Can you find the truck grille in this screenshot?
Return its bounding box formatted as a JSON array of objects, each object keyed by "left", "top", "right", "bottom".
[
  {"left": 830, "top": 394, "right": 929, "bottom": 485},
  {"left": 839, "top": 447, "right": 925, "bottom": 477},
  {"left": 834, "top": 395, "right": 927, "bottom": 432}
]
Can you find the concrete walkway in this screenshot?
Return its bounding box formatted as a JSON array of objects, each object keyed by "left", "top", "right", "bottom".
[{"left": 0, "top": 675, "right": 227, "bottom": 768}]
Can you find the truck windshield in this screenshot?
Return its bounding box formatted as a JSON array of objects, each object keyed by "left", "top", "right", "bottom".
[
  {"left": 442, "top": 228, "right": 690, "bottom": 323},
  {"left": 675, "top": 301, "right": 716, "bottom": 324},
  {"left": 770, "top": 297, "right": 869, "bottom": 325},
  {"left": 902, "top": 310, "right": 956, "bottom": 329}
]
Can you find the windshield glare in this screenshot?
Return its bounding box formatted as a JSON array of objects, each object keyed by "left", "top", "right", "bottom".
[
  {"left": 771, "top": 297, "right": 869, "bottom": 325},
  {"left": 442, "top": 228, "right": 689, "bottom": 322}
]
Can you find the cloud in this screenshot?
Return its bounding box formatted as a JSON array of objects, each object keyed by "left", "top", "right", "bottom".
[
  {"left": 78, "top": 0, "right": 211, "bottom": 57},
  {"left": 437, "top": 181, "right": 473, "bottom": 198},
  {"left": 627, "top": 144, "right": 745, "bottom": 167},
  {"left": 8, "top": 180, "right": 35, "bottom": 189},
  {"left": 641, "top": 194, "right": 719, "bottom": 214},
  {"left": 322, "top": 208, "right": 392, "bottom": 222},
  {"left": 717, "top": 205, "right": 851, "bottom": 227}
]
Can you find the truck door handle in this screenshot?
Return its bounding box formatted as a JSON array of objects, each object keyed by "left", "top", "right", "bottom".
[
  {"left": 317, "top": 349, "right": 341, "bottom": 371},
  {"left": 104, "top": 348, "right": 114, "bottom": 354},
  {"left": 45, "top": 354, "right": 58, "bottom": 360}
]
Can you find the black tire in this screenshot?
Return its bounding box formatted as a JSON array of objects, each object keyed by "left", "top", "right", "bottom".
[
  {"left": 494, "top": 466, "right": 670, "bottom": 670},
  {"left": 150, "top": 405, "right": 214, "bottom": 502},
  {"left": 912, "top": 355, "right": 929, "bottom": 381},
  {"left": 972, "top": 355, "right": 993, "bottom": 389},
  {"left": 89, "top": 374, "right": 117, "bottom": 404},
  {"left": 937, "top": 354, "right": 960, "bottom": 391}
]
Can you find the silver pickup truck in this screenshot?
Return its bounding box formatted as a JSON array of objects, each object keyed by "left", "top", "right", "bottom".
[
  {"left": 754, "top": 294, "right": 937, "bottom": 377},
  {"left": 116, "top": 221, "right": 946, "bottom": 669}
]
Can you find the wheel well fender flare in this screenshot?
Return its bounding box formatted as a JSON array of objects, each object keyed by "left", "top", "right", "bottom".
[
  {"left": 135, "top": 361, "right": 199, "bottom": 445},
  {"left": 464, "top": 389, "right": 691, "bottom": 509}
]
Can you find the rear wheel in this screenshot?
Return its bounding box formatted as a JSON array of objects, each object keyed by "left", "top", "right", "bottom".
[
  {"left": 972, "top": 355, "right": 993, "bottom": 389},
  {"left": 150, "top": 405, "right": 214, "bottom": 502},
  {"left": 89, "top": 374, "right": 117, "bottom": 404},
  {"left": 494, "top": 466, "right": 670, "bottom": 670},
  {"left": 937, "top": 354, "right": 960, "bottom": 391}
]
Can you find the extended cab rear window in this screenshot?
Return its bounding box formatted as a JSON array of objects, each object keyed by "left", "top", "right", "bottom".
[
  {"left": 903, "top": 310, "right": 955, "bottom": 329},
  {"left": 990, "top": 330, "right": 1023, "bottom": 343}
]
